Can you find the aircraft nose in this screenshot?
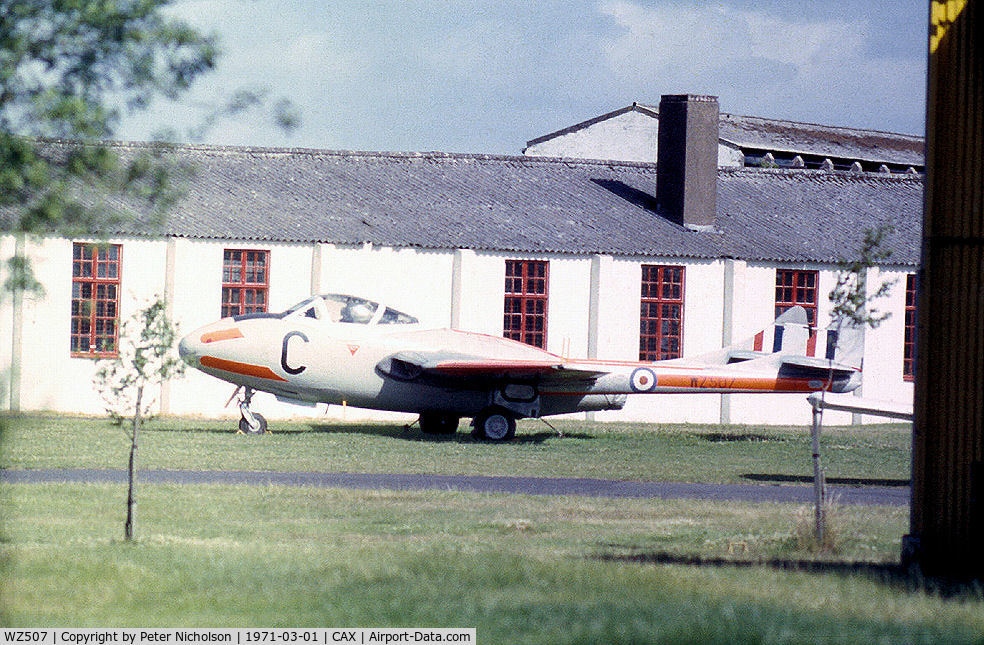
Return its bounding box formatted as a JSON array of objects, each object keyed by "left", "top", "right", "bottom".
[{"left": 178, "top": 332, "right": 201, "bottom": 366}]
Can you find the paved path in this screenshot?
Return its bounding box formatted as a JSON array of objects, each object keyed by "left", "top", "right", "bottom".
[{"left": 0, "top": 468, "right": 908, "bottom": 506}]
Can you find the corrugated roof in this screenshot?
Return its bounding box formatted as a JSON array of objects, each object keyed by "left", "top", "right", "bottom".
[
  {"left": 20, "top": 140, "right": 923, "bottom": 266},
  {"left": 717, "top": 114, "right": 924, "bottom": 167},
  {"left": 531, "top": 103, "right": 924, "bottom": 168}
]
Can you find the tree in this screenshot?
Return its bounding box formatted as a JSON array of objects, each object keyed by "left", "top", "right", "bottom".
[
  {"left": 1, "top": 1, "right": 215, "bottom": 233},
  {"left": 828, "top": 225, "right": 896, "bottom": 330},
  {"left": 94, "top": 296, "right": 184, "bottom": 541},
  {"left": 809, "top": 224, "right": 897, "bottom": 547},
  {"left": 0, "top": 1, "right": 297, "bottom": 286},
  {"left": 0, "top": 2, "right": 295, "bottom": 539}
]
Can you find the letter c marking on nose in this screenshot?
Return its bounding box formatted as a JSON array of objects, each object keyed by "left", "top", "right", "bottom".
[{"left": 281, "top": 330, "right": 309, "bottom": 375}]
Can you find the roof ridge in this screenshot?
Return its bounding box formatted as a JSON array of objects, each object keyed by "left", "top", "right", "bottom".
[
  {"left": 719, "top": 112, "right": 924, "bottom": 140},
  {"left": 37, "top": 136, "right": 667, "bottom": 169},
  {"left": 525, "top": 103, "right": 658, "bottom": 149},
  {"left": 719, "top": 166, "right": 925, "bottom": 182},
  {"left": 32, "top": 136, "right": 924, "bottom": 181},
  {"left": 531, "top": 102, "right": 923, "bottom": 140}
]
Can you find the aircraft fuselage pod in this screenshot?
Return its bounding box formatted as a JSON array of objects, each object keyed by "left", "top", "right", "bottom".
[{"left": 178, "top": 294, "right": 862, "bottom": 440}]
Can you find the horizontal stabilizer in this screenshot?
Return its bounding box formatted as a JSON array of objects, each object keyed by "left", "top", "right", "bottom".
[
  {"left": 781, "top": 355, "right": 860, "bottom": 377},
  {"left": 691, "top": 305, "right": 812, "bottom": 366},
  {"left": 779, "top": 355, "right": 862, "bottom": 392}
]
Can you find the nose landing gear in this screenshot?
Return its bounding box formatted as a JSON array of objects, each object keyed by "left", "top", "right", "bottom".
[{"left": 237, "top": 387, "right": 268, "bottom": 434}]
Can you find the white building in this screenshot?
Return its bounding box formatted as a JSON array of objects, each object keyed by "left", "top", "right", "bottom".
[
  {"left": 524, "top": 101, "right": 925, "bottom": 174},
  {"left": 1, "top": 96, "right": 922, "bottom": 427}
]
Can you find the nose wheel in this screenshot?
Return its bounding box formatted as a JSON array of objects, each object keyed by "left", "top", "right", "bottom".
[{"left": 237, "top": 387, "right": 269, "bottom": 434}]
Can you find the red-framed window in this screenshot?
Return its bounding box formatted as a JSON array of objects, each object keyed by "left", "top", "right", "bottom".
[
  {"left": 639, "top": 265, "right": 685, "bottom": 361},
  {"left": 71, "top": 243, "right": 121, "bottom": 357},
  {"left": 221, "top": 249, "right": 270, "bottom": 318},
  {"left": 775, "top": 269, "right": 819, "bottom": 328},
  {"left": 904, "top": 273, "right": 916, "bottom": 381},
  {"left": 503, "top": 259, "right": 548, "bottom": 349}
]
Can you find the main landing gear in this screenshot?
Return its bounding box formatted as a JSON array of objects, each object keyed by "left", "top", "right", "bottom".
[
  {"left": 471, "top": 407, "right": 516, "bottom": 442},
  {"left": 417, "top": 407, "right": 517, "bottom": 442},
  {"left": 237, "top": 387, "right": 268, "bottom": 434}
]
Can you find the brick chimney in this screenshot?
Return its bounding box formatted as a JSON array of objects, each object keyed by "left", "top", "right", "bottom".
[{"left": 655, "top": 94, "right": 719, "bottom": 230}]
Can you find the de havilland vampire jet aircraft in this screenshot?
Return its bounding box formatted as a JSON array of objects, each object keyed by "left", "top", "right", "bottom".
[{"left": 178, "top": 293, "right": 863, "bottom": 440}]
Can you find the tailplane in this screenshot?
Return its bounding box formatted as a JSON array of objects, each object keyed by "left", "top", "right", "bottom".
[
  {"left": 777, "top": 318, "right": 865, "bottom": 393},
  {"left": 803, "top": 319, "right": 865, "bottom": 370},
  {"left": 678, "top": 308, "right": 864, "bottom": 393},
  {"left": 684, "top": 306, "right": 813, "bottom": 366}
]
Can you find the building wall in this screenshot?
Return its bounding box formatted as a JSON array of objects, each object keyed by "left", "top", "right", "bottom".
[
  {"left": 859, "top": 267, "right": 915, "bottom": 415},
  {"left": 14, "top": 236, "right": 168, "bottom": 414},
  {"left": 318, "top": 243, "right": 455, "bottom": 329},
  {"left": 524, "top": 110, "right": 742, "bottom": 166},
  {"left": 0, "top": 236, "right": 18, "bottom": 410},
  {"left": 2, "top": 234, "right": 915, "bottom": 427},
  {"left": 167, "top": 238, "right": 318, "bottom": 418}
]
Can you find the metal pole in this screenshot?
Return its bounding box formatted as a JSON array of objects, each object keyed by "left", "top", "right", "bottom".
[{"left": 811, "top": 399, "right": 825, "bottom": 543}]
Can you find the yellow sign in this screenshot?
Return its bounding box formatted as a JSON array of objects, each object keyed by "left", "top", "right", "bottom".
[{"left": 930, "top": 0, "right": 969, "bottom": 53}]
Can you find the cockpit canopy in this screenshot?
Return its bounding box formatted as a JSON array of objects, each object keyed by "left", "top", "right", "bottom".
[{"left": 284, "top": 294, "right": 419, "bottom": 325}]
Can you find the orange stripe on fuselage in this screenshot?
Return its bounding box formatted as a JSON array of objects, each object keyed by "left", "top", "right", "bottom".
[
  {"left": 199, "top": 355, "right": 287, "bottom": 382},
  {"left": 647, "top": 373, "right": 819, "bottom": 392},
  {"left": 201, "top": 328, "right": 244, "bottom": 343},
  {"left": 542, "top": 375, "right": 824, "bottom": 396}
]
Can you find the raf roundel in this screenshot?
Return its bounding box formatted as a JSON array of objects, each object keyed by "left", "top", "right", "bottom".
[{"left": 630, "top": 367, "right": 657, "bottom": 392}]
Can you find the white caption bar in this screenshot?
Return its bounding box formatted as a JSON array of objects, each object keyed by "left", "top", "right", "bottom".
[{"left": 0, "top": 630, "right": 476, "bottom": 645}]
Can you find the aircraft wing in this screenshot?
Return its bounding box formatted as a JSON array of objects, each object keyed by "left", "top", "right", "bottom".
[{"left": 377, "top": 350, "right": 608, "bottom": 382}]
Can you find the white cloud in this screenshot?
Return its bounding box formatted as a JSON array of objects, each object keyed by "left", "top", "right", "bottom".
[
  {"left": 118, "top": 0, "right": 925, "bottom": 153},
  {"left": 596, "top": 1, "right": 924, "bottom": 133}
]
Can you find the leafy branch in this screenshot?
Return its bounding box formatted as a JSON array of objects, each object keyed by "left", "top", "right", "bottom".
[
  {"left": 828, "top": 224, "right": 898, "bottom": 329},
  {"left": 93, "top": 295, "right": 184, "bottom": 541}
]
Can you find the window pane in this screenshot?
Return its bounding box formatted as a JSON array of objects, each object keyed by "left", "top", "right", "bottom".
[
  {"left": 223, "top": 250, "right": 269, "bottom": 315},
  {"left": 639, "top": 264, "right": 685, "bottom": 360},
  {"left": 502, "top": 260, "right": 548, "bottom": 348},
  {"left": 72, "top": 243, "right": 120, "bottom": 355}
]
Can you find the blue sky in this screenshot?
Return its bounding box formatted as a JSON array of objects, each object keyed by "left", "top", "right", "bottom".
[{"left": 119, "top": 0, "right": 929, "bottom": 154}]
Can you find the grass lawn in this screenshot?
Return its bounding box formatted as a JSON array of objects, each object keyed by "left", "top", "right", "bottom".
[
  {"left": 0, "top": 414, "right": 911, "bottom": 485},
  {"left": 3, "top": 414, "right": 981, "bottom": 642}
]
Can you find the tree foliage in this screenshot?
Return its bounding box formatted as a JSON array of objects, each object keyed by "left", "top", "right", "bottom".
[
  {"left": 93, "top": 295, "right": 184, "bottom": 541},
  {"left": 94, "top": 295, "right": 184, "bottom": 426},
  {"left": 0, "top": 0, "right": 219, "bottom": 238},
  {"left": 828, "top": 224, "right": 897, "bottom": 329}
]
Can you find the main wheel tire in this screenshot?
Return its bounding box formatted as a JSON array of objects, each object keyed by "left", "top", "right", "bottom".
[
  {"left": 472, "top": 408, "right": 516, "bottom": 442},
  {"left": 239, "top": 412, "right": 268, "bottom": 434},
  {"left": 419, "top": 412, "right": 460, "bottom": 435}
]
